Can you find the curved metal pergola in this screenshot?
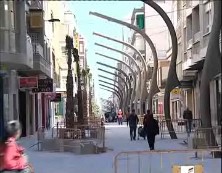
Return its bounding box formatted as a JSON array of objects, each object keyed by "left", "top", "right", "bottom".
[
  {"left": 97, "top": 62, "right": 132, "bottom": 112},
  {"left": 96, "top": 52, "right": 137, "bottom": 105},
  {"left": 98, "top": 69, "right": 129, "bottom": 111}
]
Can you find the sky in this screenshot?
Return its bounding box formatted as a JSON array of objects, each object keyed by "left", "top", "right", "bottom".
[{"left": 69, "top": 1, "right": 143, "bottom": 107}]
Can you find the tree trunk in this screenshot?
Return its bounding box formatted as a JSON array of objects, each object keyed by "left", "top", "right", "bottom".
[
  {"left": 65, "top": 36, "right": 74, "bottom": 128},
  {"left": 143, "top": 0, "right": 179, "bottom": 139},
  {"left": 72, "top": 48, "right": 84, "bottom": 124},
  {"left": 199, "top": 1, "right": 221, "bottom": 146}
]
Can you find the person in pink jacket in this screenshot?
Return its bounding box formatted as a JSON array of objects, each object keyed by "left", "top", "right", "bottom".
[{"left": 0, "top": 120, "right": 33, "bottom": 173}]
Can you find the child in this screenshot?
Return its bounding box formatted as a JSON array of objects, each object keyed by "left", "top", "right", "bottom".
[{"left": 0, "top": 120, "right": 33, "bottom": 173}]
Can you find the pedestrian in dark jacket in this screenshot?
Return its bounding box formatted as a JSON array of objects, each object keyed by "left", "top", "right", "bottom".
[
  {"left": 143, "top": 112, "right": 159, "bottom": 150},
  {"left": 127, "top": 109, "right": 139, "bottom": 141},
  {"left": 183, "top": 107, "right": 193, "bottom": 134}
]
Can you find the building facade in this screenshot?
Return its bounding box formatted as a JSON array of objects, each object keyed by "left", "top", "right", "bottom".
[
  {"left": 167, "top": 0, "right": 221, "bottom": 125},
  {"left": 0, "top": 1, "right": 34, "bottom": 137}
]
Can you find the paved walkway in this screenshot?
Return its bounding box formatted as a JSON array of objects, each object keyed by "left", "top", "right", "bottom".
[{"left": 19, "top": 123, "right": 221, "bottom": 173}]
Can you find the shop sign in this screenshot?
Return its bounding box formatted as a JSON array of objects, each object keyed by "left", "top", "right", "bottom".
[
  {"left": 19, "top": 77, "right": 38, "bottom": 89},
  {"left": 50, "top": 93, "right": 62, "bottom": 102},
  {"left": 32, "top": 78, "right": 53, "bottom": 93}
]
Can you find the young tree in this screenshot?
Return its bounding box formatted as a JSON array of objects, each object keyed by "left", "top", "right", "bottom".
[
  {"left": 73, "top": 48, "right": 84, "bottom": 124},
  {"left": 65, "top": 36, "right": 74, "bottom": 128},
  {"left": 82, "top": 68, "right": 90, "bottom": 120}
]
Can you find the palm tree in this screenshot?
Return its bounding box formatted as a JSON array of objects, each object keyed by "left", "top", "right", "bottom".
[
  {"left": 73, "top": 48, "right": 84, "bottom": 124},
  {"left": 65, "top": 35, "right": 74, "bottom": 128}
]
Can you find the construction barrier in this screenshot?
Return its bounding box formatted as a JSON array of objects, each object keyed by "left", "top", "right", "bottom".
[
  {"left": 159, "top": 119, "right": 202, "bottom": 139},
  {"left": 193, "top": 126, "right": 221, "bottom": 149},
  {"left": 113, "top": 148, "right": 221, "bottom": 173}
]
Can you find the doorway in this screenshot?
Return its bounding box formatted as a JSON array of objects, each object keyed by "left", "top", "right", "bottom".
[{"left": 19, "top": 90, "right": 26, "bottom": 137}]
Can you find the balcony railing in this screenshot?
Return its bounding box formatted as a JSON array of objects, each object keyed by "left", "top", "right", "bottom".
[{"left": 32, "top": 43, "right": 43, "bottom": 57}]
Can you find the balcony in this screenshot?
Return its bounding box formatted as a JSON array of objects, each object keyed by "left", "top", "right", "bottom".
[
  {"left": 32, "top": 42, "right": 51, "bottom": 77},
  {"left": 29, "top": 0, "right": 43, "bottom": 10},
  {"left": 0, "top": 30, "right": 33, "bottom": 70}
]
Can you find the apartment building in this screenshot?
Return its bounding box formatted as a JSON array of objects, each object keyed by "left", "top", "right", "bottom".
[
  {"left": 0, "top": 1, "right": 34, "bottom": 138},
  {"left": 168, "top": 0, "right": 221, "bottom": 124}
]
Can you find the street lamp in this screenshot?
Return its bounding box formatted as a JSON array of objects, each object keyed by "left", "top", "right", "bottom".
[{"left": 46, "top": 19, "right": 60, "bottom": 22}]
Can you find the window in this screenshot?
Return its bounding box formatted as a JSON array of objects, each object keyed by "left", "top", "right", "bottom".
[
  {"left": 79, "top": 43, "right": 84, "bottom": 53},
  {"left": 192, "top": 5, "right": 200, "bottom": 35},
  {"left": 205, "top": 10, "right": 212, "bottom": 34},
  {"left": 186, "top": 15, "right": 192, "bottom": 42}
]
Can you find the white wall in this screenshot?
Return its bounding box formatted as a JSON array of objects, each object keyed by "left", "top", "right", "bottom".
[{"left": 144, "top": 1, "right": 172, "bottom": 64}]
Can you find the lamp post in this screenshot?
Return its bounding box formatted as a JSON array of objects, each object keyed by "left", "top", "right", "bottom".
[{"left": 89, "top": 11, "right": 159, "bottom": 114}]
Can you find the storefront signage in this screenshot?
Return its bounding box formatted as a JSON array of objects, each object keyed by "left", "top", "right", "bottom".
[
  {"left": 50, "top": 93, "right": 62, "bottom": 102},
  {"left": 32, "top": 78, "right": 53, "bottom": 93},
  {"left": 19, "top": 77, "right": 38, "bottom": 89}
]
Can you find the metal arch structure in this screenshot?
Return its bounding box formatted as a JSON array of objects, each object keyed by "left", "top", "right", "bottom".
[
  {"left": 93, "top": 32, "right": 147, "bottom": 72},
  {"left": 98, "top": 75, "right": 125, "bottom": 90},
  {"left": 93, "top": 32, "right": 148, "bottom": 112},
  {"left": 95, "top": 43, "right": 140, "bottom": 105},
  {"left": 99, "top": 80, "right": 125, "bottom": 100},
  {"left": 99, "top": 84, "right": 123, "bottom": 109},
  {"left": 99, "top": 87, "right": 122, "bottom": 108},
  {"left": 142, "top": 0, "right": 180, "bottom": 139},
  {"left": 89, "top": 11, "right": 159, "bottom": 114},
  {"left": 96, "top": 52, "right": 137, "bottom": 106},
  {"left": 98, "top": 69, "right": 129, "bottom": 111},
  {"left": 97, "top": 62, "right": 132, "bottom": 112}
]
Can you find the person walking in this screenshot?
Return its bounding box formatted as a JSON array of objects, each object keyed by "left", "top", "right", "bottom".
[
  {"left": 143, "top": 111, "right": 159, "bottom": 150},
  {"left": 117, "top": 109, "right": 123, "bottom": 125},
  {"left": 183, "top": 107, "right": 193, "bottom": 136},
  {"left": 127, "top": 109, "right": 139, "bottom": 141}
]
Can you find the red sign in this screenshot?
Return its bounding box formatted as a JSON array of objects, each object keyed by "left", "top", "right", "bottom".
[{"left": 19, "top": 77, "right": 38, "bottom": 89}]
